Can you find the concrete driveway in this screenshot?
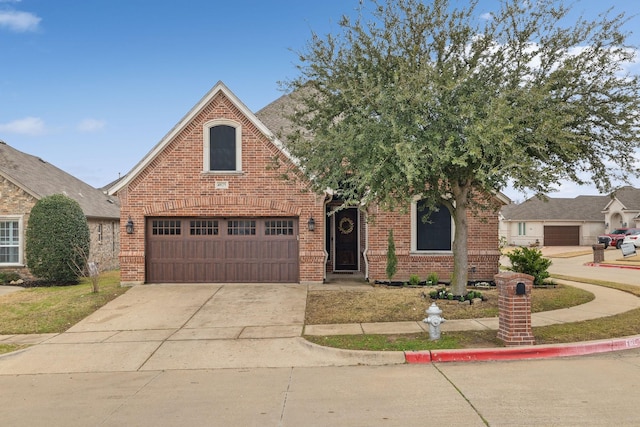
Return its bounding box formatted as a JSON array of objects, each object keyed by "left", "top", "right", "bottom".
[{"left": 0, "top": 284, "right": 401, "bottom": 375}]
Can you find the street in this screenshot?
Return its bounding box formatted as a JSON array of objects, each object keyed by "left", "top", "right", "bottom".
[{"left": 2, "top": 347, "right": 639, "bottom": 426}]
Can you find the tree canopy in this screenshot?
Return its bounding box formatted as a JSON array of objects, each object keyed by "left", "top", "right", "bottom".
[{"left": 282, "top": 0, "right": 640, "bottom": 294}]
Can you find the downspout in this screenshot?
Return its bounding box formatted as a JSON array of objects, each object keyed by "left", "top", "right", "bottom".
[
  {"left": 363, "top": 210, "right": 370, "bottom": 281},
  {"left": 323, "top": 191, "right": 333, "bottom": 283}
]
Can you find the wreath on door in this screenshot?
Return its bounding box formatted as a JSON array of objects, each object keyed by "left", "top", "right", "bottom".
[{"left": 338, "top": 217, "right": 355, "bottom": 234}]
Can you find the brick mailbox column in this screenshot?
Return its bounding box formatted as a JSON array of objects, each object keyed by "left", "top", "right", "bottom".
[
  {"left": 592, "top": 244, "right": 605, "bottom": 264},
  {"left": 495, "top": 272, "right": 535, "bottom": 346}
]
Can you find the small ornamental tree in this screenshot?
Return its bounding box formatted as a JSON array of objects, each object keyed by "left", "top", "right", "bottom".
[
  {"left": 26, "top": 194, "right": 90, "bottom": 283},
  {"left": 506, "top": 247, "right": 552, "bottom": 286},
  {"left": 386, "top": 229, "right": 398, "bottom": 280}
]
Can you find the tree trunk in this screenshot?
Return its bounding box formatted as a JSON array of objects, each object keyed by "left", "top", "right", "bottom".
[{"left": 449, "top": 183, "right": 470, "bottom": 296}]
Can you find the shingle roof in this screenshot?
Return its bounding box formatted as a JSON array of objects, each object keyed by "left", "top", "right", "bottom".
[
  {"left": 0, "top": 141, "right": 120, "bottom": 219},
  {"left": 255, "top": 91, "right": 299, "bottom": 138},
  {"left": 609, "top": 186, "right": 640, "bottom": 211},
  {"left": 501, "top": 195, "right": 609, "bottom": 221}
]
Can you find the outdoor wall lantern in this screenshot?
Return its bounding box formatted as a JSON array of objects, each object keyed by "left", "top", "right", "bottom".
[
  {"left": 307, "top": 217, "right": 316, "bottom": 232},
  {"left": 125, "top": 217, "right": 134, "bottom": 234}
]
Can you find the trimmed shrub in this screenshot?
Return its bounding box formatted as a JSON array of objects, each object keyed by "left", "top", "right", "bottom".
[
  {"left": 386, "top": 229, "right": 398, "bottom": 280},
  {"left": 26, "top": 194, "right": 90, "bottom": 283},
  {"left": 506, "top": 247, "right": 552, "bottom": 286}
]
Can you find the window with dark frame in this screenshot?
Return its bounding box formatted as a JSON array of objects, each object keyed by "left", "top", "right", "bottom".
[
  {"left": 152, "top": 220, "right": 182, "bottom": 235},
  {"left": 416, "top": 201, "right": 452, "bottom": 251},
  {"left": 265, "top": 220, "right": 294, "bottom": 236},
  {"left": 190, "top": 220, "right": 219, "bottom": 235},
  {"left": 227, "top": 220, "right": 256, "bottom": 236},
  {"left": 209, "top": 125, "right": 236, "bottom": 171}
]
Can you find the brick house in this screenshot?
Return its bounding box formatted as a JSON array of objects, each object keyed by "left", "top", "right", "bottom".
[
  {"left": 0, "top": 140, "right": 121, "bottom": 279},
  {"left": 109, "top": 82, "right": 506, "bottom": 286}
]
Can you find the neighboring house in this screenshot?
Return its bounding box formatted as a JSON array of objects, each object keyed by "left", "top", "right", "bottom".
[
  {"left": 0, "top": 140, "right": 121, "bottom": 278},
  {"left": 601, "top": 186, "right": 640, "bottom": 231},
  {"left": 501, "top": 195, "right": 610, "bottom": 246},
  {"left": 109, "top": 82, "right": 506, "bottom": 286}
]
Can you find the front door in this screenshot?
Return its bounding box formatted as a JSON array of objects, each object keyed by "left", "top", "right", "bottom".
[{"left": 334, "top": 209, "right": 359, "bottom": 271}]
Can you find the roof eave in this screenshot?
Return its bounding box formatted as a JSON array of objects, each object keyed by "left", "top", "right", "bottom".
[{"left": 0, "top": 169, "right": 41, "bottom": 200}]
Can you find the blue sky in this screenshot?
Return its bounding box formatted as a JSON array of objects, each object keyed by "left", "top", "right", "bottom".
[{"left": 1, "top": 0, "right": 638, "bottom": 203}]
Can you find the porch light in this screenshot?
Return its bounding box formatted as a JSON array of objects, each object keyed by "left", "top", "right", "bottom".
[
  {"left": 126, "top": 217, "right": 134, "bottom": 234},
  {"left": 307, "top": 217, "right": 316, "bottom": 232}
]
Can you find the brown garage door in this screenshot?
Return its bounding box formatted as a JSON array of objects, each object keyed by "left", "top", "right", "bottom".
[
  {"left": 544, "top": 226, "right": 580, "bottom": 246},
  {"left": 146, "top": 218, "right": 299, "bottom": 283}
]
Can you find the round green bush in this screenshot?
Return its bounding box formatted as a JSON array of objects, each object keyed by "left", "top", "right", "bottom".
[
  {"left": 506, "top": 247, "right": 552, "bottom": 286},
  {"left": 26, "top": 194, "right": 90, "bottom": 283}
]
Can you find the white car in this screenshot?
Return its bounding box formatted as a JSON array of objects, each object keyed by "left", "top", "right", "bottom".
[{"left": 622, "top": 230, "right": 640, "bottom": 248}]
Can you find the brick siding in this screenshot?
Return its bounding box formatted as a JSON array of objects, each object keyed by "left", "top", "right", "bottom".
[
  {"left": 117, "top": 92, "right": 325, "bottom": 285},
  {"left": 365, "top": 202, "right": 501, "bottom": 283},
  {"left": 116, "top": 89, "right": 502, "bottom": 285}
]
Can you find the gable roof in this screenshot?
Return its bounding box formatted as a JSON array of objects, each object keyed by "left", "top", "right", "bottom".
[
  {"left": 603, "top": 186, "right": 640, "bottom": 211},
  {"left": 0, "top": 140, "right": 120, "bottom": 219},
  {"left": 108, "top": 81, "right": 292, "bottom": 195},
  {"left": 501, "top": 195, "right": 609, "bottom": 221}
]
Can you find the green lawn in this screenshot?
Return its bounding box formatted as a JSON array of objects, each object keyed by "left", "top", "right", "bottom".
[{"left": 0, "top": 270, "right": 127, "bottom": 335}]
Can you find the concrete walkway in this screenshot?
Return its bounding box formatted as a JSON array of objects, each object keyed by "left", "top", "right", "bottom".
[
  {"left": 0, "top": 284, "right": 403, "bottom": 374},
  {"left": 0, "top": 245, "right": 638, "bottom": 373}
]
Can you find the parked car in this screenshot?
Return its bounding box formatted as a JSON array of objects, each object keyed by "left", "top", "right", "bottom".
[
  {"left": 622, "top": 229, "right": 640, "bottom": 248},
  {"left": 597, "top": 228, "right": 633, "bottom": 249}
]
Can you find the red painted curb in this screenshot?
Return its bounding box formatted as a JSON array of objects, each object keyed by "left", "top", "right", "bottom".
[
  {"left": 404, "top": 351, "right": 432, "bottom": 363},
  {"left": 584, "top": 262, "right": 640, "bottom": 270},
  {"left": 405, "top": 335, "right": 640, "bottom": 363}
]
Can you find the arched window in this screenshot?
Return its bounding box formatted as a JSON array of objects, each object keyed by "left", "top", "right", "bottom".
[{"left": 203, "top": 119, "right": 242, "bottom": 172}]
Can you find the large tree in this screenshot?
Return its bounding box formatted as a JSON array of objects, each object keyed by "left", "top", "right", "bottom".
[{"left": 282, "top": 0, "right": 640, "bottom": 295}]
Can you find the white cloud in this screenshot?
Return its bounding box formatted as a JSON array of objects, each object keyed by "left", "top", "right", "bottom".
[
  {"left": 480, "top": 12, "right": 493, "bottom": 21},
  {"left": 0, "top": 117, "right": 46, "bottom": 135},
  {"left": 77, "top": 118, "right": 106, "bottom": 133},
  {"left": 0, "top": 10, "right": 41, "bottom": 32}
]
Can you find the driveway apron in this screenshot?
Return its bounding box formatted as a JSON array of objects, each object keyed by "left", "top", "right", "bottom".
[
  {"left": 0, "top": 284, "right": 303, "bottom": 374},
  {"left": 0, "top": 284, "right": 402, "bottom": 374}
]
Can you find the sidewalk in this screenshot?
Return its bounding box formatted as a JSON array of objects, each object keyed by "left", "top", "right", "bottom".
[{"left": 0, "top": 245, "right": 639, "bottom": 369}]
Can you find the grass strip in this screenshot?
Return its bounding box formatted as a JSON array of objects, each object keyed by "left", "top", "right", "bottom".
[{"left": 0, "top": 270, "right": 126, "bottom": 335}]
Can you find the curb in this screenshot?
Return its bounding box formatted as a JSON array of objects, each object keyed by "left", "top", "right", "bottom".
[
  {"left": 405, "top": 335, "right": 640, "bottom": 363},
  {"left": 584, "top": 262, "right": 640, "bottom": 270}
]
